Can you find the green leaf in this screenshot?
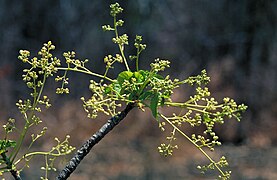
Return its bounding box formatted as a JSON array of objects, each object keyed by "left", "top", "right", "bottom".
[
  {"left": 104, "top": 86, "right": 112, "bottom": 94},
  {"left": 154, "top": 73, "right": 164, "bottom": 80},
  {"left": 0, "top": 140, "right": 16, "bottom": 149},
  {"left": 113, "top": 82, "right": 122, "bottom": 96},
  {"left": 134, "top": 71, "right": 144, "bottom": 82},
  {"left": 0, "top": 149, "right": 6, "bottom": 154},
  {"left": 138, "top": 70, "right": 149, "bottom": 77},
  {"left": 139, "top": 91, "right": 153, "bottom": 101},
  {"left": 117, "top": 71, "right": 133, "bottom": 85},
  {"left": 128, "top": 92, "right": 137, "bottom": 100},
  {"left": 150, "top": 92, "right": 159, "bottom": 118},
  {"left": 203, "top": 113, "right": 211, "bottom": 123},
  {"left": 6, "top": 140, "right": 16, "bottom": 148}
]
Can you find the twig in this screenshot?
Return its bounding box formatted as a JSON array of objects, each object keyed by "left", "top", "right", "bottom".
[
  {"left": 56, "top": 103, "right": 135, "bottom": 179},
  {"left": 10, "top": 169, "right": 22, "bottom": 180}
]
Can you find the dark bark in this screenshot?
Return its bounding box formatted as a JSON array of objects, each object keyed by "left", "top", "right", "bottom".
[
  {"left": 56, "top": 103, "right": 135, "bottom": 180},
  {"left": 10, "top": 169, "right": 22, "bottom": 180}
]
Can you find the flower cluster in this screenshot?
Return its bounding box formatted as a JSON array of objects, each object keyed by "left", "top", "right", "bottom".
[
  {"left": 112, "top": 34, "right": 129, "bottom": 46},
  {"left": 158, "top": 129, "right": 178, "bottom": 157},
  {"left": 1, "top": 2, "right": 247, "bottom": 179},
  {"left": 157, "top": 69, "right": 247, "bottom": 179},
  {"left": 104, "top": 54, "right": 123, "bottom": 76},
  {"left": 150, "top": 58, "right": 170, "bottom": 72},
  {"left": 110, "top": 3, "right": 123, "bottom": 17},
  {"left": 19, "top": 41, "right": 60, "bottom": 79},
  {"left": 2, "top": 118, "right": 16, "bottom": 134},
  {"left": 149, "top": 75, "right": 179, "bottom": 99},
  {"left": 37, "top": 136, "right": 75, "bottom": 180},
  {"left": 0, "top": 42, "right": 75, "bottom": 178},
  {"left": 184, "top": 69, "right": 210, "bottom": 86},
  {"left": 197, "top": 156, "right": 231, "bottom": 179},
  {"left": 81, "top": 80, "right": 122, "bottom": 118}
]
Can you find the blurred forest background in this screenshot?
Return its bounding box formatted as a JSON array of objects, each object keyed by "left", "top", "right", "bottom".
[{"left": 0, "top": 0, "right": 276, "bottom": 179}]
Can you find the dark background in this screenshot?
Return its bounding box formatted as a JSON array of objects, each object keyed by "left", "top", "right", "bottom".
[{"left": 0, "top": 0, "right": 276, "bottom": 179}]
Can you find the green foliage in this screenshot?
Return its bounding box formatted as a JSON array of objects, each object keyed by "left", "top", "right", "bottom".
[{"left": 0, "top": 2, "right": 247, "bottom": 179}]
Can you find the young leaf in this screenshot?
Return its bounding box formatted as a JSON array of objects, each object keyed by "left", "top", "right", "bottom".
[
  {"left": 154, "top": 73, "right": 164, "bottom": 80},
  {"left": 203, "top": 113, "right": 211, "bottom": 123},
  {"left": 0, "top": 140, "right": 16, "bottom": 149},
  {"left": 138, "top": 70, "right": 149, "bottom": 77},
  {"left": 150, "top": 92, "right": 159, "bottom": 118},
  {"left": 104, "top": 86, "right": 112, "bottom": 94},
  {"left": 113, "top": 82, "right": 122, "bottom": 96},
  {"left": 134, "top": 71, "right": 144, "bottom": 83},
  {"left": 117, "top": 71, "right": 133, "bottom": 85}
]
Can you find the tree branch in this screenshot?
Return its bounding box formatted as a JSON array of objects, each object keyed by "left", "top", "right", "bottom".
[
  {"left": 1, "top": 153, "right": 22, "bottom": 180},
  {"left": 56, "top": 103, "right": 135, "bottom": 179},
  {"left": 10, "top": 169, "right": 22, "bottom": 180}
]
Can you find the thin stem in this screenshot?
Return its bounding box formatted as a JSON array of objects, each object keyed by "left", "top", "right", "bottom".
[
  {"left": 44, "top": 155, "right": 49, "bottom": 180},
  {"left": 186, "top": 107, "right": 213, "bottom": 115},
  {"left": 10, "top": 121, "right": 29, "bottom": 162},
  {"left": 114, "top": 17, "right": 130, "bottom": 71},
  {"left": 174, "top": 79, "right": 188, "bottom": 86},
  {"left": 136, "top": 48, "right": 140, "bottom": 71},
  {"left": 160, "top": 113, "right": 226, "bottom": 177},
  {"left": 104, "top": 67, "right": 109, "bottom": 77},
  {"left": 164, "top": 101, "right": 218, "bottom": 116},
  {"left": 57, "top": 67, "right": 115, "bottom": 83},
  {"left": 137, "top": 70, "right": 156, "bottom": 96},
  {"left": 14, "top": 151, "right": 64, "bottom": 166},
  {"left": 60, "top": 64, "right": 69, "bottom": 90},
  {"left": 104, "top": 59, "right": 118, "bottom": 77},
  {"left": 165, "top": 101, "right": 205, "bottom": 108},
  {"left": 10, "top": 74, "right": 48, "bottom": 163}
]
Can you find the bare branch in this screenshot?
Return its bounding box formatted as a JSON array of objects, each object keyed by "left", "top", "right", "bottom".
[{"left": 56, "top": 103, "right": 135, "bottom": 179}]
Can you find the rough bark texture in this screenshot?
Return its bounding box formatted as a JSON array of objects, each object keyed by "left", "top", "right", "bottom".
[{"left": 56, "top": 103, "right": 135, "bottom": 180}]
